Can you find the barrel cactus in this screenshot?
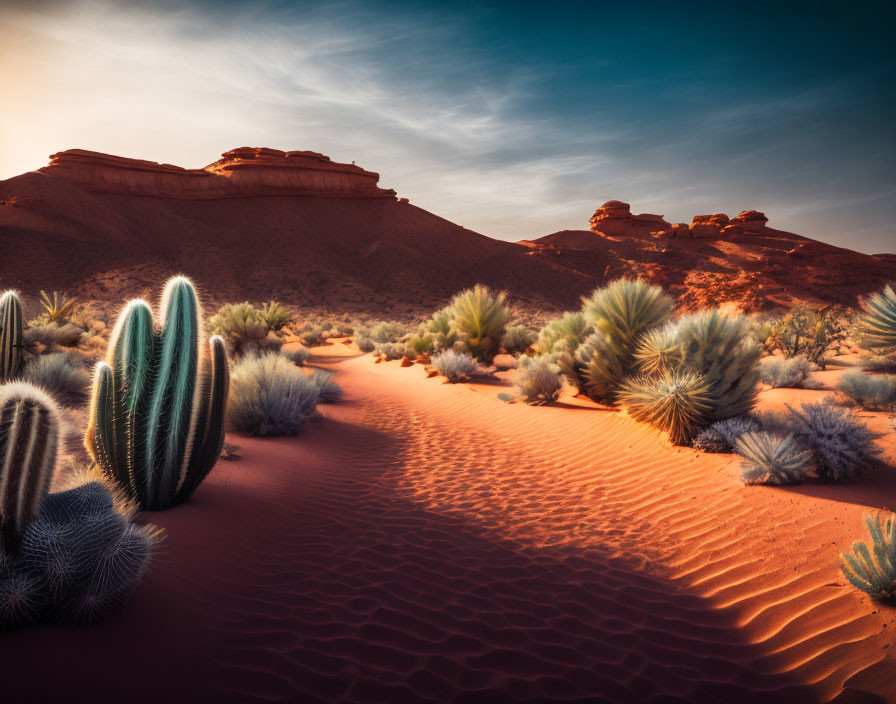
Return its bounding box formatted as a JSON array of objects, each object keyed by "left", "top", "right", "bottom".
[
  {"left": 0, "top": 291, "right": 24, "bottom": 382},
  {"left": 85, "top": 276, "right": 230, "bottom": 511},
  {"left": 0, "top": 383, "right": 60, "bottom": 550}
]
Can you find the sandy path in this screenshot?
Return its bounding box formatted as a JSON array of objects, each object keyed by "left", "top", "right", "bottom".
[{"left": 0, "top": 346, "right": 893, "bottom": 703}]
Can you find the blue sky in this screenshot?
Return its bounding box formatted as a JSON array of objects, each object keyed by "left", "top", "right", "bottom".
[{"left": 1, "top": 0, "right": 894, "bottom": 252}]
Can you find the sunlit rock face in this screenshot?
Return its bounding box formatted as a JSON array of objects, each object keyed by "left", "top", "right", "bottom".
[
  {"left": 39, "top": 147, "right": 397, "bottom": 200},
  {"left": 589, "top": 200, "right": 670, "bottom": 237}
]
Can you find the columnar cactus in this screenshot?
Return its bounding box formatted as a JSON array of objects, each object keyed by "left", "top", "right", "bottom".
[
  {"left": 0, "top": 291, "right": 24, "bottom": 382},
  {"left": 85, "top": 276, "right": 229, "bottom": 511},
  {"left": 0, "top": 383, "right": 60, "bottom": 549}
]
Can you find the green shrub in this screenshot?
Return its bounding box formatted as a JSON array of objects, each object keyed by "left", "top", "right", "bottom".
[
  {"left": 208, "top": 302, "right": 269, "bottom": 356},
  {"left": 841, "top": 513, "right": 896, "bottom": 602},
  {"left": 405, "top": 333, "right": 433, "bottom": 358},
  {"left": 260, "top": 301, "right": 292, "bottom": 331},
  {"left": 859, "top": 285, "right": 896, "bottom": 359},
  {"left": 761, "top": 304, "right": 845, "bottom": 369},
  {"left": 501, "top": 324, "right": 535, "bottom": 355},
  {"left": 426, "top": 307, "right": 459, "bottom": 351},
  {"left": 516, "top": 355, "right": 563, "bottom": 405},
  {"left": 433, "top": 350, "right": 479, "bottom": 383},
  {"left": 375, "top": 342, "right": 407, "bottom": 361},
  {"left": 228, "top": 354, "right": 320, "bottom": 436},
  {"left": 735, "top": 432, "right": 812, "bottom": 485},
  {"left": 634, "top": 325, "right": 682, "bottom": 378},
  {"left": 369, "top": 321, "right": 406, "bottom": 344},
  {"left": 692, "top": 415, "right": 760, "bottom": 453},
  {"left": 618, "top": 369, "right": 714, "bottom": 445},
  {"left": 836, "top": 369, "right": 896, "bottom": 410},
  {"left": 447, "top": 285, "right": 513, "bottom": 363},
  {"left": 759, "top": 356, "right": 812, "bottom": 388},
  {"left": 535, "top": 312, "right": 590, "bottom": 356},
  {"left": 788, "top": 400, "right": 881, "bottom": 481},
  {"left": 281, "top": 345, "right": 310, "bottom": 366},
  {"left": 21, "top": 352, "right": 91, "bottom": 400}
]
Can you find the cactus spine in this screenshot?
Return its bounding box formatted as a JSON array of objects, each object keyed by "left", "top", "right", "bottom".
[
  {"left": 0, "top": 383, "right": 60, "bottom": 549},
  {"left": 0, "top": 291, "right": 24, "bottom": 382},
  {"left": 85, "top": 276, "right": 229, "bottom": 511}
]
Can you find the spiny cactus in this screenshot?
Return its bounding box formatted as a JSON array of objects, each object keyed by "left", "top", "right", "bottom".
[
  {"left": 578, "top": 279, "right": 672, "bottom": 401},
  {"left": 447, "top": 285, "right": 514, "bottom": 364},
  {"left": 674, "top": 310, "right": 761, "bottom": 420},
  {"left": 86, "top": 277, "right": 230, "bottom": 511},
  {"left": 0, "top": 291, "right": 24, "bottom": 382},
  {"left": 618, "top": 368, "right": 714, "bottom": 445},
  {"left": 0, "top": 383, "right": 61, "bottom": 549},
  {"left": 735, "top": 432, "right": 812, "bottom": 485},
  {"left": 841, "top": 513, "right": 896, "bottom": 602},
  {"left": 859, "top": 285, "right": 896, "bottom": 358},
  {"left": 634, "top": 325, "right": 683, "bottom": 378}
]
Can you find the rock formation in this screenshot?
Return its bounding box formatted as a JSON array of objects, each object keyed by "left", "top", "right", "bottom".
[
  {"left": 38, "top": 147, "right": 397, "bottom": 200},
  {"left": 589, "top": 200, "right": 669, "bottom": 237}
]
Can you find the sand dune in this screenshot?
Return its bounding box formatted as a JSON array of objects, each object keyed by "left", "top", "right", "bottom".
[{"left": 0, "top": 344, "right": 892, "bottom": 702}]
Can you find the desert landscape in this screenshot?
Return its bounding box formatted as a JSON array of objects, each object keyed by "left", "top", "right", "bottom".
[{"left": 2, "top": 1, "right": 895, "bottom": 702}]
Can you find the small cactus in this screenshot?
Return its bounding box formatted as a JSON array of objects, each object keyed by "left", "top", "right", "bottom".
[
  {"left": 0, "top": 383, "right": 61, "bottom": 550},
  {"left": 86, "top": 277, "right": 230, "bottom": 511},
  {"left": 0, "top": 291, "right": 24, "bottom": 382},
  {"left": 841, "top": 513, "right": 896, "bottom": 602}
]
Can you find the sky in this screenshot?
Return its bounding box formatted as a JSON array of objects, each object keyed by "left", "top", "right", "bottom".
[{"left": 1, "top": 0, "right": 894, "bottom": 253}]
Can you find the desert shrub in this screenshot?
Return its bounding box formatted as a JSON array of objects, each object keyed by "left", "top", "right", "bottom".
[
  {"left": 836, "top": 369, "right": 896, "bottom": 410},
  {"left": 634, "top": 325, "right": 683, "bottom": 378},
  {"left": 298, "top": 325, "right": 327, "bottom": 347},
  {"left": 535, "top": 312, "right": 591, "bottom": 356},
  {"left": 501, "top": 324, "right": 535, "bottom": 355},
  {"left": 369, "top": 321, "right": 406, "bottom": 344},
  {"left": 355, "top": 334, "right": 376, "bottom": 353},
  {"left": 448, "top": 285, "right": 514, "bottom": 363},
  {"left": 674, "top": 310, "right": 761, "bottom": 421},
  {"left": 759, "top": 356, "right": 812, "bottom": 388},
  {"left": 405, "top": 333, "right": 433, "bottom": 359},
  {"left": 692, "top": 415, "right": 761, "bottom": 453},
  {"left": 37, "top": 290, "right": 77, "bottom": 324},
  {"left": 735, "top": 432, "right": 812, "bottom": 485},
  {"left": 516, "top": 355, "right": 563, "bottom": 405},
  {"left": 788, "top": 400, "right": 881, "bottom": 481},
  {"left": 859, "top": 284, "right": 896, "bottom": 359},
  {"left": 21, "top": 352, "right": 91, "bottom": 400},
  {"left": 228, "top": 353, "right": 320, "bottom": 436},
  {"left": 260, "top": 301, "right": 292, "bottom": 331},
  {"left": 761, "top": 304, "right": 846, "bottom": 369},
  {"left": 433, "top": 350, "right": 479, "bottom": 383},
  {"left": 863, "top": 356, "right": 896, "bottom": 374},
  {"left": 309, "top": 369, "right": 343, "bottom": 403},
  {"left": 375, "top": 342, "right": 407, "bottom": 361},
  {"left": 618, "top": 368, "right": 714, "bottom": 445},
  {"left": 281, "top": 345, "right": 311, "bottom": 366},
  {"left": 23, "top": 322, "right": 85, "bottom": 350},
  {"left": 426, "top": 306, "right": 459, "bottom": 351},
  {"left": 577, "top": 279, "right": 672, "bottom": 401},
  {"left": 841, "top": 513, "right": 896, "bottom": 602},
  {"left": 209, "top": 302, "right": 269, "bottom": 356}
]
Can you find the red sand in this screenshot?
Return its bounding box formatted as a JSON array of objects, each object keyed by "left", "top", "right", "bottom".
[{"left": 0, "top": 344, "right": 893, "bottom": 702}]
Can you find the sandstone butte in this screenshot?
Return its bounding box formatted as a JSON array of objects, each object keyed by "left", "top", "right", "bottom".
[{"left": 1, "top": 149, "right": 894, "bottom": 316}]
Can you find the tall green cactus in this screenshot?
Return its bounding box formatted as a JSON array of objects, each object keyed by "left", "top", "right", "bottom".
[
  {"left": 0, "top": 382, "right": 60, "bottom": 549},
  {"left": 85, "top": 276, "right": 229, "bottom": 511},
  {"left": 0, "top": 291, "right": 24, "bottom": 382}
]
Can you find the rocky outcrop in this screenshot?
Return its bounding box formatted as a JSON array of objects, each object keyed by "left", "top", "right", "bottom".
[
  {"left": 38, "top": 147, "right": 397, "bottom": 200},
  {"left": 654, "top": 209, "right": 771, "bottom": 238},
  {"left": 589, "top": 200, "right": 669, "bottom": 237}
]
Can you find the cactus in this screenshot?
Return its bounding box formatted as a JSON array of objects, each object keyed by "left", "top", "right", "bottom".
[
  {"left": 841, "top": 513, "right": 896, "bottom": 602},
  {"left": 0, "top": 383, "right": 61, "bottom": 550},
  {"left": 0, "top": 291, "right": 24, "bottom": 382},
  {"left": 85, "top": 276, "right": 230, "bottom": 511},
  {"left": 618, "top": 369, "right": 714, "bottom": 445},
  {"left": 860, "top": 284, "right": 896, "bottom": 358}
]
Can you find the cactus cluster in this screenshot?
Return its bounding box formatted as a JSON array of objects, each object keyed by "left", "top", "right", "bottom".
[
  {"left": 86, "top": 277, "right": 229, "bottom": 511},
  {"left": 0, "top": 291, "right": 23, "bottom": 382}
]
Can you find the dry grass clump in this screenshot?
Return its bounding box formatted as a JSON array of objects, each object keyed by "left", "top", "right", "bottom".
[
  {"left": 759, "top": 356, "right": 813, "bottom": 388},
  {"left": 433, "top": 350, "right": 479, "bottom": 383},
  {"left": 516, "top": 355, "right": 563, "bottom": 405},
  {"left": 836, "top": 369, "right": 896, "bottom": 410}
]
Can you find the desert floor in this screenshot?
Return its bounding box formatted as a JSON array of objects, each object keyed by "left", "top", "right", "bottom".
[{"left": 1, "top": 343, "right": 894, "bottom": 703}]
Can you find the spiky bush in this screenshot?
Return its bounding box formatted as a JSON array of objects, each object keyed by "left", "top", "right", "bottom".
[
  {"left": 516, "top": 355, "right": 563, "bottom": 405},
  {"left": 23, "top": 323, "right": 85, "bottom": 350},
  {"left": 38, "top": 290, "right": 77, "bottom": 325},
  {"left": 837, "top": 369, "right": 896, "bottom": 410},
  {"left": 447, "top": 285, "right": 513, "bottom": 364},
  {"left": 21, "top": 352, "right": 91, "bottom": 400},
  {"left": 281, "top": 345, "right": 311, "bottom": 366},
  {"left": 433, "top": 350, "right": 479, "bottom": 383},
  {"left": 578, "top": 279, "right": 672, "bottom": 401},
  {"left": 692, "top": 415, "right": 760, "bottom": 453},
  {"left": 405, "top": 333, "right": 433, "bottom": 359},
  {"left": 228, "top": 353, "right": 320, "bottom": 436},
  {"left": 260, "top": 301, "right": 292, "bottom": 331},
  {"left": 788, "top": 400, "right": 881, "bottom": 481},
  {"left": 674, "top": 310, "right": 761, "bottom": 420},
  {"left": 634, "top": 325, "right": 683, "bottom": 378},
  {"left": 759, "top": 356, "right": 812, "bottom": 389},
  {"left": 841, "top": 513, "right": 896, "bottom": 602},
  {"left": 618, "top": 369, "right": 714, "bottom": 445},
  {"left": 208, "top": 302, "right": 270, "bottom": 356},
  {"left": 735, "top": 432, "right": 812, "bottom": 485},
  {"left": 0, "top": 291, "right": 23, "bottom": 382},
  {"left": 859, "top": 285, "right": 896, "bottom": 358},
  {"left": 501, "top": 324, "right": 535, "bottom": 355},
  {"left": 425, "top": 307, "right": 459, "bottom": 351},
  {"left": 535, "top": 312, "right": 590, "bottom": 356},
  {"left": 375, "top": 342, "right": 407, "bottom": 361},
  {"left": 309, "top": 369, "right": 343, "bottom": 403},
  {"left": 369, "top": 322, "right": 406, "bottom": 344}
]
